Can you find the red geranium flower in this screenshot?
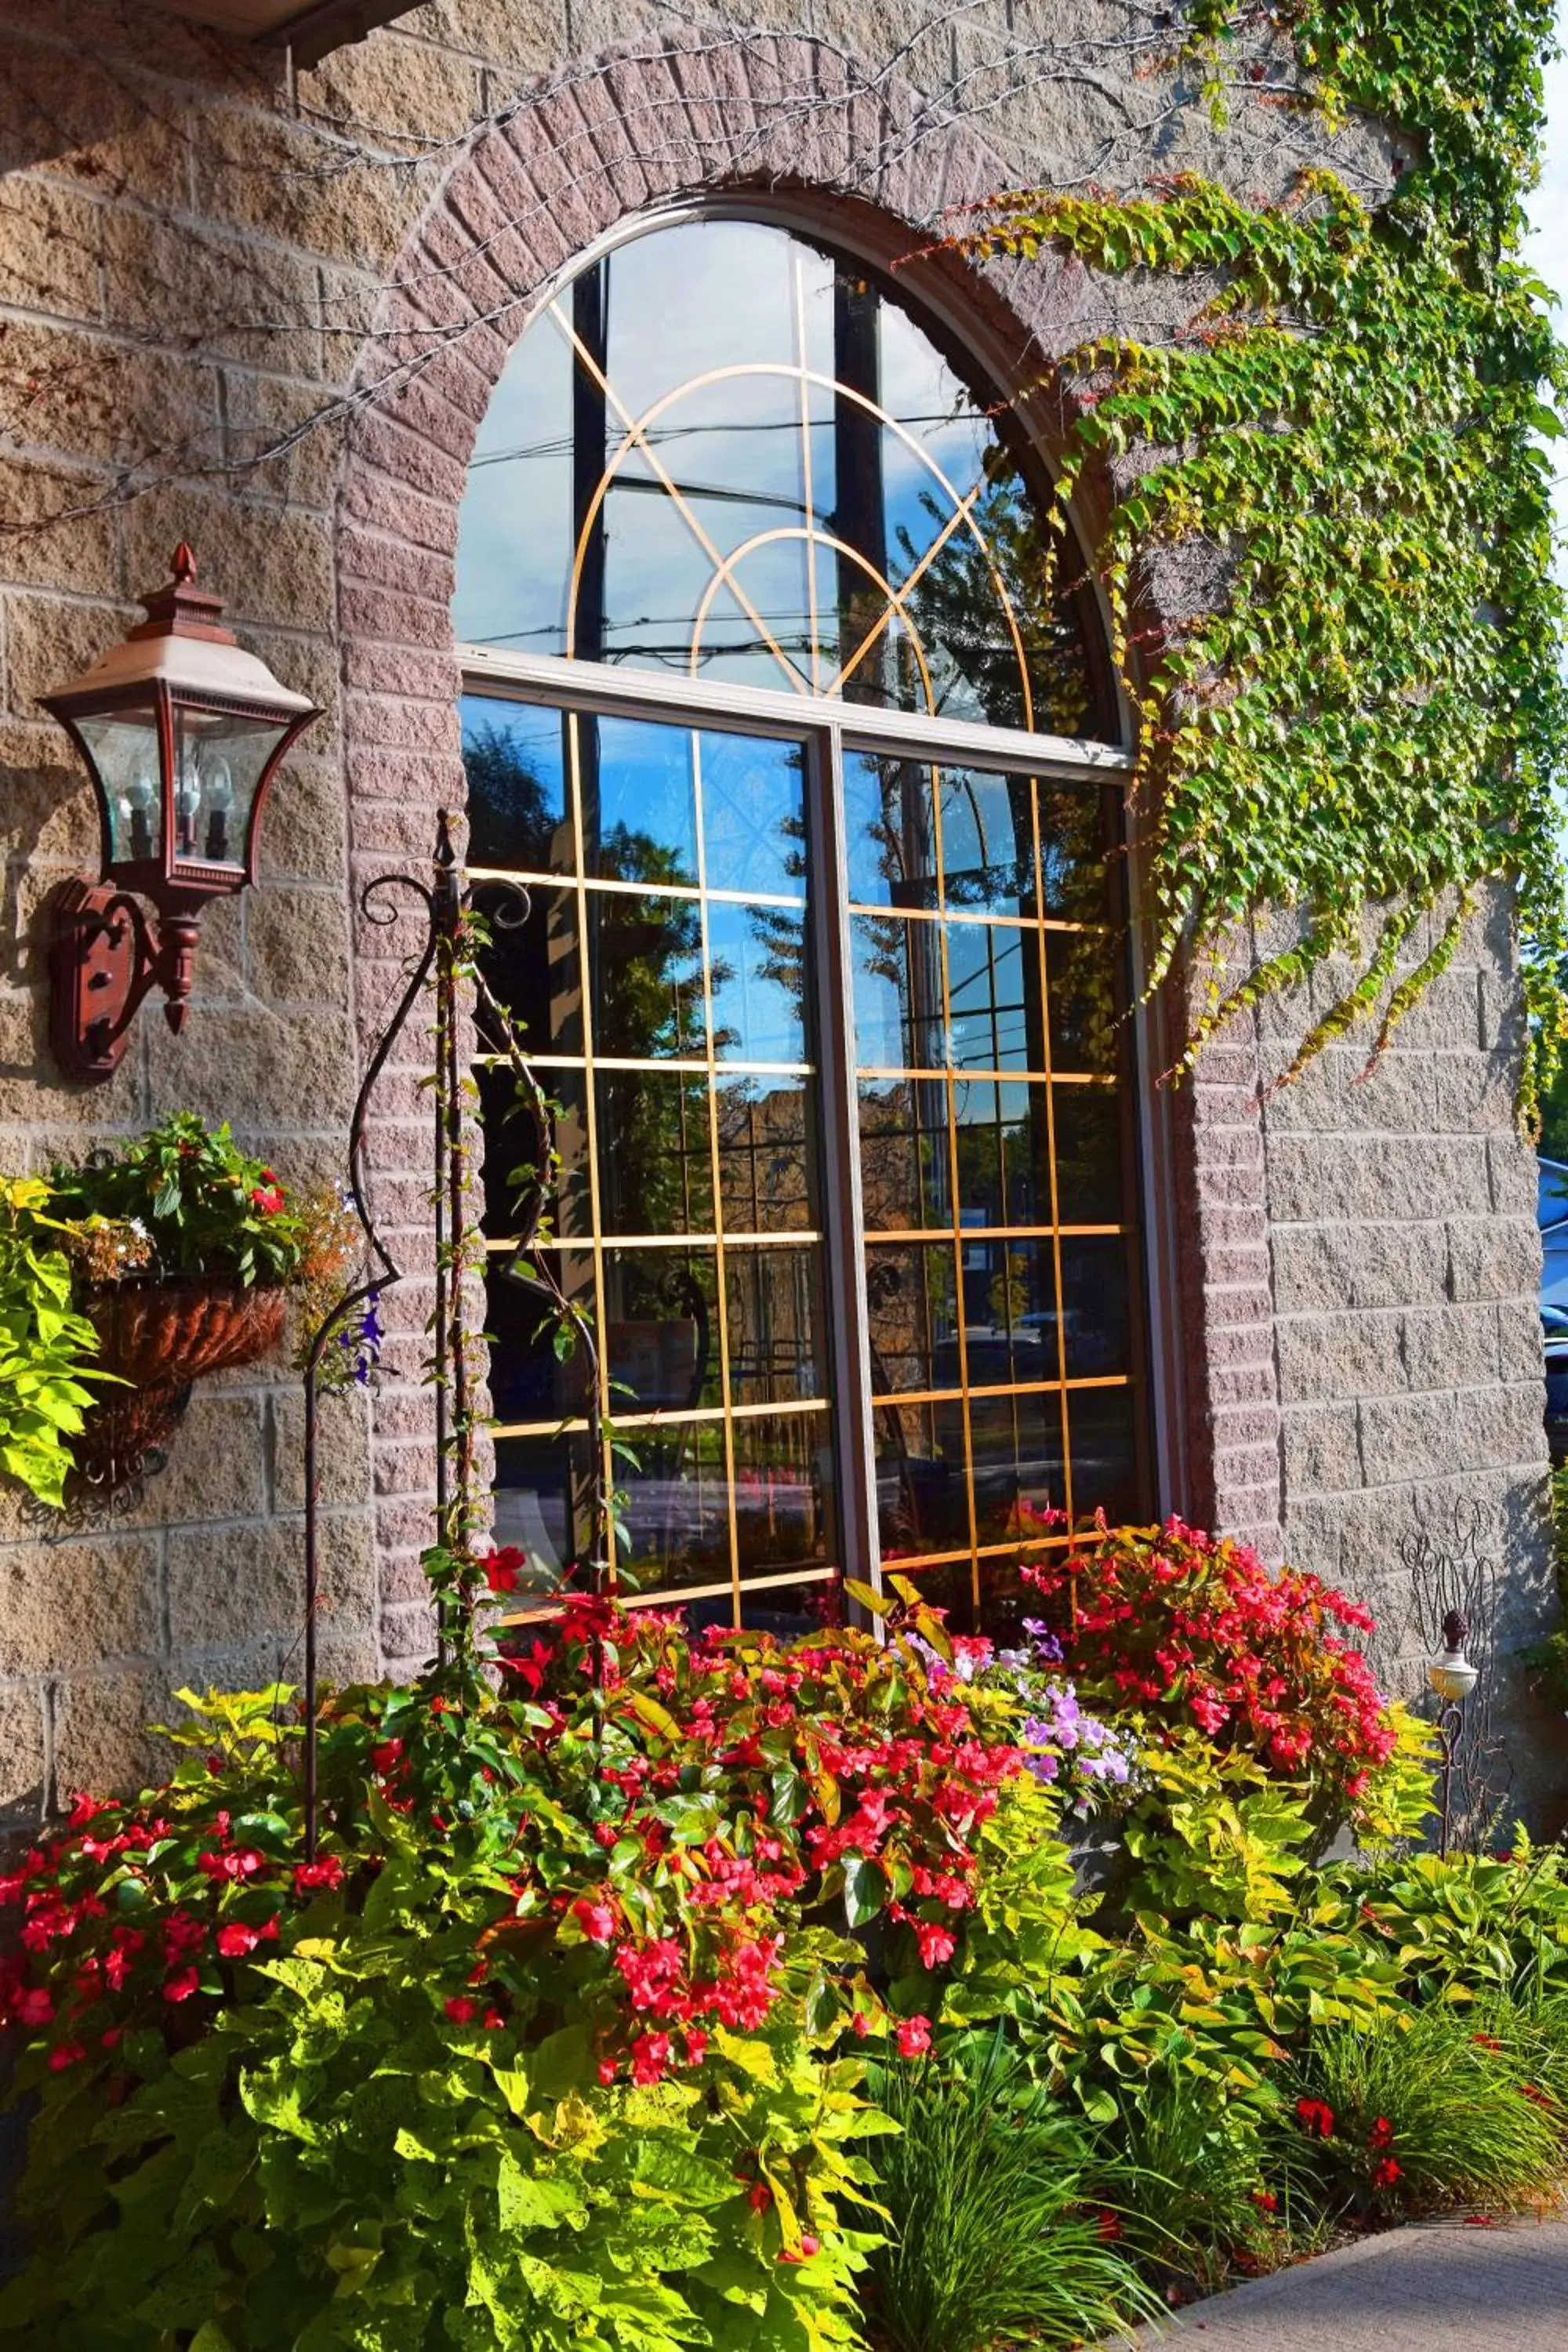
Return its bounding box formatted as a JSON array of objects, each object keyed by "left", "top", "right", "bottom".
[{"left": 1295, "top": 2097, "right": 1335, "bottom": 2140}]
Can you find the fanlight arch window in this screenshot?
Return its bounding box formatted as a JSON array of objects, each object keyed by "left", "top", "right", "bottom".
[{"left": 453, "top": 212, "right": 1151, "bottom": 1638}]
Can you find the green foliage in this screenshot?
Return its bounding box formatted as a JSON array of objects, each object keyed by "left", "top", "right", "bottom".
[
  {"left": 1518, "top": 1462, "right": 1568, "bottom": 1708},
  {"left": 1087, "top": 2075, "right": 1279, "bottom": 2295},
  {"left": 857, "top": 2042, "right": 1161, "bottom": 2352},
  {"left": 1279, "top": 2003, "right": 1566, "bottom": 2219},
  {"left": 48, "top": 1111, "right": 312, "bottom": 1287},
  {"left": 0, "top": 1827, "right": 880, "bottom": 2350},
  {"left": 0, "top": 1176, "right": 110, "bottom": 1506},
  {"left": 1341, "top": 1833, "right": 1568, "bottom": 2004},
  {"left": 957, "top": 0, "right": 1567, "bottom": 1101}
]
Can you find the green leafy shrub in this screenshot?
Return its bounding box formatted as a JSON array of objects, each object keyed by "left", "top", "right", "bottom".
[
  {"left": 1087, "top": 2075, "right": 1280, "bottom": 2296},
  {"left": 1279, "top": 2006, "right": 1566, "bottom": 2222},
  {"left": 1342, "top": 1836, "right": 1568, "bottom": 2005},
  {"left": 0, "top": 1176, "right": 111, "bottom": 1506},
  {"left": 0, "top": 1584, "right": 1044, "bottom": 2348},
  {"left": 857, "top": 2040, "right": 1160, "bottom": 2352}
]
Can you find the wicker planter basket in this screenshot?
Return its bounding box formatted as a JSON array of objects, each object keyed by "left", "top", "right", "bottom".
[{"left": 71, "top": 1276, "right": 286, "bottom": 1497}]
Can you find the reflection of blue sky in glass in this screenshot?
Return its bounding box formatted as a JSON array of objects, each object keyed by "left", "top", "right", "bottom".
[
  {"left": 452, "top": 217, "right": 1087, "bottom": 728},
  {"left": 706, "top": 900, "right": 807, "bottom": 1064}
]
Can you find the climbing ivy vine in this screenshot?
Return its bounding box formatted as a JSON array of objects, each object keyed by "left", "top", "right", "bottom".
[{"left": 957, "top": 0, "right": 1567, "bottom": 1105}]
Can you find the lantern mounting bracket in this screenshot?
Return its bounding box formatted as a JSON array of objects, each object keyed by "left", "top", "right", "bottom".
[{"left": 49, "top": 880, "right": 202, "bottom": 1082}]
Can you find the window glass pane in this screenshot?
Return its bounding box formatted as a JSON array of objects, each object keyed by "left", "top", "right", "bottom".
[
  {"left": 478, "top": 1064, "right": 592, "bottom": 1242},
  {"left": 874, "top": 1401, "right": 971, "bottom": 1563},
  {"left": 953, "top": 1078, "right": 1004, "bottom": 1229},
  {"left": 582, "top": 713, "right": 699, "bottom": 885},
  {"left": 1039, "top": 782, "right": 1116, "bottom": 918},
  {"left": 716, "top": 1078, "right": 815, "bottom": 1232},
  {"left": 1060, "top": 1236, "right": 1132, "bottom": 1377},
  {"left": 999, "top": 1080, "right": 1054, "bottom": 1227},
  {"left": 945, "top": 920, "right": 1034, "bottom": 1072},
  {"left": 492, "top": 1428, "right": 599, "bottom": 1588},
  {"left": 866, "top": 1241, "right": 960, "bottom": 1395},
  {"left": 734, "top": 1415, "right": 833, "bottom": 1578},
  {"left": 858, "top": 1078, "right": 949, "bottom": 1232},
  {"left": 725, "top": 1246, "right": 826, "bottom": 1406},
  {"left": 476, "top": 885, "right": 583, "bottom": 1060},
  {"left": 958, "top": 1239, "right": 1058, "bottom": 1388},
  {"left": 485, "top": 1256, "right": 594, "bottom": 1425},
  {"left": 1068, "top": 1386, "right": 1142, "bottom": 1527},
  {"left": 462, "top": 697, "right": 570, "bottom": 871},
  {"left": 937, "top": 767, "right": 1036, "bottom": 913},
  {"left": 706, "top": 901, "right": 808, "bottom": 1064},
  {"left": 589, "top": 891, "right": 706, "bottom": 1061},
  {"left": 603, "top": 1246, "right": 721, "bottom": 1413},
  {"left": 699, "top": 732, "right": 808, "bottom": 900},
  {"left": 618, "top": 1425, "right": 734, "bottom": 1593},
  {"left": 1046, "top": 931, "right": 1119, "bottom": 1074},
  {"left": 851, "top": 913, "right": 943, "bottom": 1070},
  {"left": 593, "top": 1070, "right": 713, "bottom": 1236},
  {"left": 971, "top": 1387, "right": 1067, "bottom": 1547},
  {"left": 1051, "top": 1084, "right": 1124, "bottom": 1225},
  {"left": 843, "top": 751, "right": 938, "bottom": 909},
  {"left": 847, "top": 758, "right": 1148, "bottom": 1587}
]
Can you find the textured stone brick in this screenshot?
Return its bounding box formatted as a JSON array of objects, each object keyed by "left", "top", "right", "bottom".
[
  {"left": 1357, "top": 1389, "right": 1480, "bottom": 1488},
  {"left": 167, "top": 1515, "right": 374, "bottom": 1653},
  {"left": 1399, "top": 1301, "right": 1501, "bottom": 1393},
  {"left": 1271, "top": 1221, "right": 1450, "bottom": 1314},
  {"left": 1275, "top": 1309, "right": 1404, "bottom": 1405},
  {"left": 246, "top": 887, "right": 352, "bottom": 1007},
  {"left": 1280, "top": 1403, "right": 1360, "bottom": 1495},
  {"left": 145, "top": 1007, "right": 358, "bottom": 1134},
  {"left": 0, "top": 1686, "right": 47, "bottom": 1820},
  {"left": 53, "top": 1671, "right": 176, "bottom": 1803},
  {"left": 1448, "top": 1217, "right": 1541, "bottom": 1305},
  {"left": 1267, "top": 1133, "right": 1491, "bottom": 1225}
]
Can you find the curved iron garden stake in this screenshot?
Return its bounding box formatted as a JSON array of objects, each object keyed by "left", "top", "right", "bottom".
[
  {"left": 298, "top": 815, "right": 552, "bottom": 1856},
  {"left": 299, "top": 829, "right": 445, "bottom": 1859}
]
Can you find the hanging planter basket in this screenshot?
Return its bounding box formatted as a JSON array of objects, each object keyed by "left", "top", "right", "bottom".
[{"left": 71, "top": 1273, "right": 286, "bottom": 1497}]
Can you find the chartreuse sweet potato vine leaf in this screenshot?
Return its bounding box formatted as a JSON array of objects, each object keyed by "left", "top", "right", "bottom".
[{"left": 953, "top": 0, "right": 1567, "bottom": 1113}]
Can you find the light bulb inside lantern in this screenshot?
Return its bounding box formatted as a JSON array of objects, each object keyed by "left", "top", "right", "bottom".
[
  {"left": 201, "top": 756, "right": 235, "bottom": 862},
  {"left": 175, "top": 748, "right": 201, "bottom": 855},
  {"left": 120, "top": 769, "right": 156, "bottom": 862}
]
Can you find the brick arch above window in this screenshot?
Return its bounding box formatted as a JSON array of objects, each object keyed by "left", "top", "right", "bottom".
[{"left": 332, "top": 27, "right": 1283, "bottom": 1661}]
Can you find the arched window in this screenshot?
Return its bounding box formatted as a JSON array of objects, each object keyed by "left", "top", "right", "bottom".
[{"left": 455, "top": 213, "right": 1150, "bottom": 1635}]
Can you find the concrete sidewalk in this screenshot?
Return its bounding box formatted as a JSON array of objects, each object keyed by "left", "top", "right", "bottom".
[{"left": 1109, "top": 2214, "right": 1568, "bottom": 2347}]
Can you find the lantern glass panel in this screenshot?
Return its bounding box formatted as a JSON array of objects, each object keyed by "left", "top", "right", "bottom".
[
  {"left": 170, "top": 706, "right": 290, "bottom": 870},
  {"left": 75, "top": 706, "right": 162, "bottom": 867}
]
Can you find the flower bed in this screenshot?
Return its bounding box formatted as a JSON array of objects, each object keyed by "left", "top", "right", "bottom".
[{"left": 0, "top": 1537, "right": 1565, "bottom": 2350}]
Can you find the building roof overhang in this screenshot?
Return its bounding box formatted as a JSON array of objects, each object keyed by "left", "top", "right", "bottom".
[{"left": 156, "top": 0, "right": 425, "bottom": 68}]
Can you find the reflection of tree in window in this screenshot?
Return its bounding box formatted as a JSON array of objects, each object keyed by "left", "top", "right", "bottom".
[
  {"left": 897, "top": 475, "right": 1098, "bottom": 737},
  {"left": 590, "top": 829, "right": 731, "bottom": 1062},
  {"left": 462, "top": 720, "right": 558, "bottom": 868}
]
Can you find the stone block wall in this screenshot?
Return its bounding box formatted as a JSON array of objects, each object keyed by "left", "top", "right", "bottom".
[{"left": 0, "top": 0, "right": 1556, "bottom": 1821}]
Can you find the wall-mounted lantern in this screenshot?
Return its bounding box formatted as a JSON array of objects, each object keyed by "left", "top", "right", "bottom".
[{"left": 38, "top": 544, "right": 321, "bottom": 1081}]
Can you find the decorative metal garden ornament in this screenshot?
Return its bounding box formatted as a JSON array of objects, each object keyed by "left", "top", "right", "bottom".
[
  {"left": 1427, "top": 1608, "right": 1479, "bottom": 1860},
  {"left": 38, "top": 544, "right": 320, "bottom": 1079}
]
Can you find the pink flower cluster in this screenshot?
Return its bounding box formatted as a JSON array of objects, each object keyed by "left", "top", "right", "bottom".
[{"left": 1023, "top": 1516, "right": 1398, "bottom": 1810}]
